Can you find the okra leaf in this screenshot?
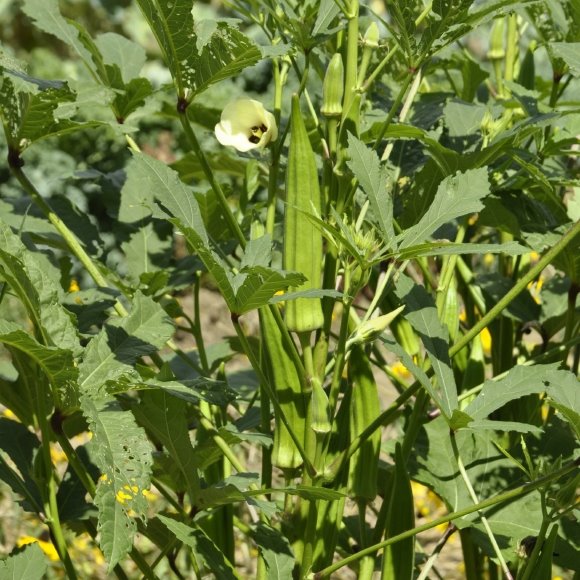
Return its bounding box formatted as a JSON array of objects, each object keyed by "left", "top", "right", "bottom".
[
  {"left": 0, "top": 321, "right": 78, "bottom": 408},
  {"left": 0, "top": 542, "right": 47, "bottom": 580},
  {"left": 21, "top": 0, "right": 97, "bottom": 75},
  {"left": 545, "top": 370, "right": 580, "bottom": 438},
  {"left": 133, "top": 391, "right": 199, "bottom": 503},
  {"left": 312, "top": 0, "right": 342, "bottom": 36},
  {"left": 392, "top": 241, "right": 529, "bottom": 261},
  {"left": 78, "top": 292, "right": 174, "bottom": 396},
  {"left": 135, "top": 0, "right": 261, "bottom": 98},
  {"left": 253, "top": 522, "right": 295, "bottom": 580},
  {"left": 82, "top": 395, "right": 153, "bottom": 570},
  {"left": 126, "top": 152, "right": 207, "bottom": 235},
  {"left": 269, "top": 288, "right": 342, "bottom": 304},
  {"left": 94, "top": 32, "right": 147, "bottom": 83},
  {"left": 550, "top": 43, "right": 580, "bottom": 77},
  {"left": 398, "top": 167, "right": 490, "bottom": 249},
  {"left": 464, "top": 363, "right": 564, "bottom": 421},
  {"left": 157, "top": 515, "right": 240, "bottom": 580},
  {"left": 347, "top": 134, "right": 395, "bottom": 247},
  {"left": 394, "top": 274, "right": 458, "bottom": 418}
]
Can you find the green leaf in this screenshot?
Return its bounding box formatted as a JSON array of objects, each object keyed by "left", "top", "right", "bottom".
[
  {"left": 94, "top": 32, "right": 146, "bottom": 83},
  {"left": 78, "top": 292, "right": 174, "bottom": 396},
  {"left": 347, "top": 134, "right": 395, "bottom": 246},
  {"left": 0, "top": 542, "right": 47, "bottom": 580},
  {"left": 253, "top": 522, "right": 295, "bottom": 580},
  {"left": 157, "top": 515, "right": 239, "bottom": 579},
  {"left": 133, "top": 390, "right": 199, "bottom": 502},
  {"left": 21, "top": 0, "right": 96, "bottom": 73},
  {"left": 135, "top": 0, "right": 261, "bottom": 98},
  {"left": 464, "top": 363, "right": 564, "bottom": 420},
  {"left": 550, "top": 42, "right": 580, "bottom": 77},
  {"left": 82, "top": 395, "right": 153, "bottom": 570},
  {"left": 443, "top": 100, "right": 487, "bottom": 137},
  {"left": 393, "top": 241, "right": 530, "bottom": 260},
  {"left": 398, "top": 167, "right": 490, "bottom": 249},
  {"left": 545, "top": 370, "right": 580, "bottom": 438},
  {"left": 395, "top": 274, "right": 458, "bottom": 417},
  {"left": 0, "top": 320, "right": 78, "bottom": 408},
  {"left": 125, "top": 151, "right": 206, "bottom": 234},
  {"left": 121, "top": 222, "right": 172, "bottom": 284}
]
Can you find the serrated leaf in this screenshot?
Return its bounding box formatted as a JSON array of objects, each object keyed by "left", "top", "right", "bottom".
[
  {"left": 464, "top": 363, "right": 563, "bottom": 420},
  {"left": 78, "top": 292, "right": 174, "bottom": 396},
  {"left": 312, "top": 0, "right": 341, "bottom": 36},
  {"left": 254, "top": 522, "right": 295, "bottom": 580},
  {"left": 82, "top": 395, "right": 153, "bottom": 570},
  {"left": 157, "top": 515, "right": 239, "bottom": 579},
  {"left": 395, "top": 274, "right": 457, "bottom": 418},
  {"left": 21, "top": 0, "right": 96, "bottom": 73},
  {"left": 0, "top": 542, "right": 47, "bottom": 580},
  {"left": 550, "top": 42, "right": 580, "bottom": 77},
  {"left": 0, "top": 320, "right": 78, "bottom": 407},
  {"left": 133, "top": 390, "right": 199, "bottom": 502},
  {"left": 347, "top": 134, "right": 395, "bottom": 246},
  {"left": 121, "top": 222, "right": 172, "bottom": 284},
  {"left": 398, "top": 167, "right": 490, "bottom": 249},
  {"left": 394, "top": 241, "right": 530, "bottom": 260},
  {"left": 125, "top": 151, "right": 206, "bottom": 234},
  {"left": 94, "top": 32, "right": 146, "bottom": 83},
  {"left": 135, "top": 0, "right": 261, "bottom": 97},
  {"left": 545, "top": 370, "right": 580, "bottom": 438}
]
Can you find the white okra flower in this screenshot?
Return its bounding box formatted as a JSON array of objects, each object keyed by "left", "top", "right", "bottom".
[{"left": 215, "top": 99, "right": 278, "bottom": 152}]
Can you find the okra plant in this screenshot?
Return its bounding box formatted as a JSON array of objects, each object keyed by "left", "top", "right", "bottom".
[{"left": 0, "top": 0, "right": 579, "bottom": 578}]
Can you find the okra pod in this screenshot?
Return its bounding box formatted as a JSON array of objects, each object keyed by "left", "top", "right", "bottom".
[
  {"left": 347, "top": 345, "right": 381, "bottom": 500},
  {"left": 283, "top": 95, "right": 324, "bottom": 333},
  {"left": 259, "top": 308, "right": 306, "bottom": 469}
]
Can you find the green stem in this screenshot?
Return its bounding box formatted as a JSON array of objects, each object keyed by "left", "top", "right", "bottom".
[
  {"left": 11, "top": 165, "right": 128, "bottom": 317},
  {"left": 177, "top": 109, "right": 246, "bottom": 249},
  {"left": 450, "top": 219, "right": 580, "bottom": 359},
  {"left": 450, "top": 431, "right": 513, "bottom": 580},
  {"left": 314, "top": 459, "right": 578, "bottom": 578},
  {"left": 36, "top": 394, "right": 78, "bottom": 579},
  {"left": 342, "top": 0, "right": 359, "bottom": 115},
  {"left": 518, "top": 493, "right": 551, "bottom": 580},
  {"left": 198, "top": 413, "right": 246, "bottom": 473},
  {"left": 192, "top": 272, "right": 209, "bottom": 372},
  {"left": 563, "top": 283, "right": 579, "bottom": 365}
]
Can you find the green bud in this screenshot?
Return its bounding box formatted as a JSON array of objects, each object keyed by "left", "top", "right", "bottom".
[
  {"left": 363, "top": 22, "right": 380, "bottom": 48},
  {"left": 321, "top": 53, "right": 344, "bottom": 118},
  {"left": 487, "top": 18, "right": 506, "bottom": 61},
  {"left": 348, "top": 305, "right": 405, "bottom": 347}
]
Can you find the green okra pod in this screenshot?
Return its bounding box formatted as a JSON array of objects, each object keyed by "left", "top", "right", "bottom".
[
  {"left": 284, "top": 94, "right": 324, "bottom": 333},
  {"left": 259, "top": 308, "right": 306, "bottom": 470},
  {"left": 347, "top": 345, "right": 381, "bottom": 500}
]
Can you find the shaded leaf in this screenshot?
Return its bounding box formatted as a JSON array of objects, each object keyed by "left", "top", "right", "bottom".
[{"left": 0, "top": 543, "right": 47, "bottom": 580}]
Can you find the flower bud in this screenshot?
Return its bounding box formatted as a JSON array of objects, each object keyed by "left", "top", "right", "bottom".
[
  {"left": 310, "top": 378, "right": 331, "bottom": 436},
  {"left": 348, "top": 305, "right": 405, "bottom": 347},
  {"left": 363, "top": 22, "right": 380, "bottom": 48},
  {"left": 321, "top": 53, "right": 344, "bottom": 118}
]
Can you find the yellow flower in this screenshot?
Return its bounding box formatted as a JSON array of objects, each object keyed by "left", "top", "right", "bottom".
[
  {"left": 17, "top": 536, "right": 59, "bottom": 562},
  {"left": 68, "top": 279, "right": 80, "bottom": 292},
  {"left": 215, "top": 99, "right": 278, "bottom": 152},
  {"left": 480, "top": 327, "right": 492, "bottom": 354}
]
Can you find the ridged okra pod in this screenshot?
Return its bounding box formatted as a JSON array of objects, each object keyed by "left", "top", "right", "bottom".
[
  {"left": 259, "top": 308, "right": 306, "bottom": 469},
  {"left": 284, "top": 94, "right": 324, "bottom": 333},
  {"left": 347, "top": 345, "right": 381, "bottom": 500}
]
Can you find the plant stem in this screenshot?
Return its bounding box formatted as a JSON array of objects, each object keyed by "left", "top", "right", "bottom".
[
  {"left": 313, "top": 459, "right": 578, "bottom": 578},
  {"left": 11, "top": 164, "right": 128, "bottom": 317},
  {"left": 177, "top": 109, "right": 246, "bottom": 249},
  {"left": 342, "top": 0, "right": 359, "bottom": 116},
  {"left": 450, "top": 431, "right": 513, "bottom": 580},
  {"left": 36, "top": 391, "right": 78, "bottom": 579},
  {"left": 450, "top": 219, "right": 580, "bottom": 359}
]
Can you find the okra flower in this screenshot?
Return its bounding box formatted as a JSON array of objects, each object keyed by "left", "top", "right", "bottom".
[{"left": 215, "top": 99, "right": 278, "bottom": 152}]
